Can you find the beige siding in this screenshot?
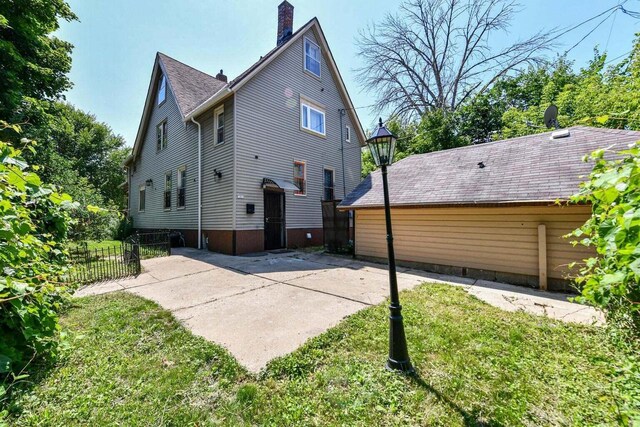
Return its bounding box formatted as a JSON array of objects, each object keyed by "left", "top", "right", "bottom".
[{"left": 355, "top": 205, "right": 593, "bottom": 280}]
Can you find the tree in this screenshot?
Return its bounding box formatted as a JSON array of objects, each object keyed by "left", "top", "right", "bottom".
[
  {"left": 27, "top": 102, "right": 128, "bottom": 210},
  {"left": 0, "top": 123, "right": 75, "bottom": 381},
  {"left": 356, "top": 0, "right": 550, "bottom": 120},
  {"left": 569, "top": 144, "right": 640, "bottom": 337},
  {"left": 0, "top": 0, "right": 76, "bottom": 126}
]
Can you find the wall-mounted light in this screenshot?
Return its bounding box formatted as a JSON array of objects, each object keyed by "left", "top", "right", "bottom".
[
  {"left": 145, "top": 179, "right": 153, "bottom": 187},
  {"left": 213, "top": 169, "right": 222, "bottom": 179}
]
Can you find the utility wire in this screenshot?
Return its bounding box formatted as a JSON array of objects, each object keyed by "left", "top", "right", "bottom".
[
  {"left": 563, "top": 8, "right": 619, "bottom": 55},
  {"left": 605, "top": 0, "right": 622, "bottom": 52}
]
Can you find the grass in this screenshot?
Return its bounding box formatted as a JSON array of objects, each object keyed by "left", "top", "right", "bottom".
[
  {"left": 70, "top": 240, "right": 122, "bottom": 251},
  {"left": 3, "top": 285, "right": 632, "bottom": 426}
]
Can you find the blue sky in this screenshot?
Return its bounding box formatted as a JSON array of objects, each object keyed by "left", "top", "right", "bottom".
[{"left": 57, "top": 0, "right": 639, "bottom": 147}]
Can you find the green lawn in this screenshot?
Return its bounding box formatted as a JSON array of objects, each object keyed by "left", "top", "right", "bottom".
[
  {"left": 70, "top": 240, "right": 122, "bottom": 251},
  {"left": 3, "top": 285, "right": 632, "bottom": 426}
]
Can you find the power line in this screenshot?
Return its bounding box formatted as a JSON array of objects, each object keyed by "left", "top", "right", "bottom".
[
  {"left": 563, "top": 8, "right": 619, "bottom": 55},
  {"left": 605, "top": 0, "right": 622, "bottom": 52},
  {"left": 605, "top": 50, "right": 631, "bottom": 65}
]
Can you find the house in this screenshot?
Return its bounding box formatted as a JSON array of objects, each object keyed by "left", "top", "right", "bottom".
[
  {"left": 124, "top": 2, "right": 365, "bottom": 254},
  {"left": 339, "top": 126, "right": 640, "bottom": 291}
]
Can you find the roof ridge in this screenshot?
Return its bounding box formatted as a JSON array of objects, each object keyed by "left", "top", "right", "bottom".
[{"left": 157, "top": 51, "right": 217, "bottom": 79}]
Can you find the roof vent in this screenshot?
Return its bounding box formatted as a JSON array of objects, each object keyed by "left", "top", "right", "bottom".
[
  {"left": 477, "top": 161, "right": 485, "bottom": 169},
  {"left": 550, "top": 129, "right": 570, "bottom": 140}
]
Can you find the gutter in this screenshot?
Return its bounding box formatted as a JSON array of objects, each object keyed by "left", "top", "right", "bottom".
[
  {"left": 185, "top": 87, "right": 232, "bottom": 121},
  {"left": 190, "top": 117, "right": 203, "bottom": 249}
]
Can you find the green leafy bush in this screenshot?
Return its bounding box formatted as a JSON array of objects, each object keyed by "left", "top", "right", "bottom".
[
  {"left": 0, "top": 126, "right": 75, "bottom": 386},
  {"left": 570, "top": 142, "right": 640, "bottom": 335},
  {"left": 114, "top": 215, "right": 133, "bottom": 240}
]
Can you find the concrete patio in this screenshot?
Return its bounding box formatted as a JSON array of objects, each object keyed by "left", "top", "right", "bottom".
[{"left": 76, "top": 248, "right": 603, "bottom": 372}]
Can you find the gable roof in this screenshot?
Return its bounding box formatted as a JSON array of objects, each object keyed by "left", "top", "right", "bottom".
[
  {"left": 184, "top": 18, "right": 366, "bottom": 145},
  {"left": 158, "top": 53, "right": 227, "bottom": 118},
  {"left": 128, "top": 17, "right": 366, "bottom": 165},
  {"left": 340, "top": 126, "right": 640, "bottom": 209}
]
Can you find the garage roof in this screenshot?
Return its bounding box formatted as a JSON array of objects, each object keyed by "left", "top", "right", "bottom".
[{"left": 340, "top": 126, "right": 640, "bottom": 209}]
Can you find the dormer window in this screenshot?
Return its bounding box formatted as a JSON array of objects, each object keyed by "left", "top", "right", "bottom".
[
  {"left": 157, "top": 74, "right": 166, "bottom": 105},
  {"left": 304, "top": 37, "right": 321, "bottom": 78}
]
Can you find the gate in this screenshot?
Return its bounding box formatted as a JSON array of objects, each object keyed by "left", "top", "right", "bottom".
[{"left": 321, "top": 200, "right": 352, "bottom": 254}]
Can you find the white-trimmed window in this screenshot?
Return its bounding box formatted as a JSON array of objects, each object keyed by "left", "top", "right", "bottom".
[
  {"left": 214, "top": 106, "right": 225, "bottom": 144},
  {"left": 138, "top": 185, "right": 146, "bottom": 212},
  {"left": 164, "top": 172, "right": 172, "bottom": 210},
  {"left": 300, "top": 99, "right": 325, "bottom": 136},
  {"left": 157, "top": 74, "right": 166, "bottom": 105},
  {"left": 177, "top": 165, "right": 186, "bottom": 208},
  {"left": 345, "top": 125, "right": 351, "bottom": 143},
  {"left": 293, "top": 160, "right": 306, "bottom": 196},
  {"left": 156, "top": 120, "right": 168, "bottom": 151},
  {"left": 304, "top": 37, "right": 321, "bottom": 77},
  {"left": 323, "top": 168, "right": 335, "bottom": 201}
]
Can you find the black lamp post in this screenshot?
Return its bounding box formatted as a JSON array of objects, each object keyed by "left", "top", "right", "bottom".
[{"left": 367, "top": 118, "right": 414, "bottom": 374}]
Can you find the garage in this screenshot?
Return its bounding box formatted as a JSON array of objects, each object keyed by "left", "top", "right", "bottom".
[{"left": 340, "top": 126, "right": 640, "bottom": 291}]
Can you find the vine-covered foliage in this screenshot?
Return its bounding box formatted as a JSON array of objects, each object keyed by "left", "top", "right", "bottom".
[
  {"left": 570, "top": 143, "right": 640, "bottom": 336},
  {"left": 0, "top": 124, "right": 75, "bottom": 386}
]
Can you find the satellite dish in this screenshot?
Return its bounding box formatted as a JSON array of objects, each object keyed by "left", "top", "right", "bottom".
[{"left": 544, "top": 105, "right": 559, "bottom": 129}]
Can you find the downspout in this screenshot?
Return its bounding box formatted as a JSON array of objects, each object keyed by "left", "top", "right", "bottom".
[
  {"left": 190, "top": 117, "right": 202, "bottom": 249},
  {"left": 339, "top": 109, "right": 347, "bottom": 198}
]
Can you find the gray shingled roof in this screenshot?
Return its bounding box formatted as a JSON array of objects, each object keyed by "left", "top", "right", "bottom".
[
  {"left": 158, "top": 53, "right": 227, "bottom": 118},
  {"left": 340, "top": 126, "right": 640, "bottom": 209}
]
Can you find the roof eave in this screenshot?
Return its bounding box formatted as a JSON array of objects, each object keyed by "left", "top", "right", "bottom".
[
  {"left": 184, "top": 86, "right": 233, "bottom": 121},
  {"left": 338, "top": 199, "right": 572, "bottom": 210}
]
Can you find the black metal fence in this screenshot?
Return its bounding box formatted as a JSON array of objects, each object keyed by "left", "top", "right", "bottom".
[
  {"left": 321, "top": 200, "right": 353, "bottom": 254},
  {"left": 68, "top": 232, "right": 171, "bottom": 284},
  {"left": 131, "top": 232, "right": 171, "bottom": 259}
]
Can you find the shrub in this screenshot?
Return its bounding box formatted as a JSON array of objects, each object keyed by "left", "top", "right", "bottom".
[
  {"left": 114, "top": 216, "right": 134, "bottom": 240},
  {"left": 0, "top": 126, "right": 75, "bottom": 387},
  {"left": 569, "top": 142, "right": 640, "bottom": 336}
]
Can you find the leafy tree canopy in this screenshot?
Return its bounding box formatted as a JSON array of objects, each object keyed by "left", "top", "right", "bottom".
[{"left": 0, "top": 0, "right": 76, "bottom": 125}]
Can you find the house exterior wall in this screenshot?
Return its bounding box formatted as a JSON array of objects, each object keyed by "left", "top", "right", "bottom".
[
  {"left": 129, "top": 77, "right": 199, "bottom": 231},
  {"left": 128, "top": 74, "right": 235, "bottom": 245},
  {"left": 353, "top": 204, "right": 593, "bottom": 291},
  {"left": 199, "top": 96, "right": 235, "bottom": 231},
  {"left": 234, "top": 28, "right": 362, "bottom": 243}
]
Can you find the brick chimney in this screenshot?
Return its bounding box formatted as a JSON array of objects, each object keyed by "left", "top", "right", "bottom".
[
  {"left": 276, "top": 1, "right": 294, "bottom": 46},
  {"left": 215, "top": 69, "right": 227, "bottom": 83}
]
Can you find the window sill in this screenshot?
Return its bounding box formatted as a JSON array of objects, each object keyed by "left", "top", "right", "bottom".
[
  {"left": 301, "top": 127, "right": 326, "bottom": 139},
  {"left": 303, "top": 68, "right": 321, "bottom": 81},
  {"left": 294, "top": 193, "right": 307, "bottom": 197},
  {"left": 177, "top": 206, "right": 186, "bottom": 210},
  {"left": 164, "top": 208, "right": 171, "bottom": 211}
]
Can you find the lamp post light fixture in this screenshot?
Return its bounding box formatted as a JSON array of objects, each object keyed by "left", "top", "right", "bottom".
[{"left": 367, "top": 118, "right": 414, "bottom": 374}]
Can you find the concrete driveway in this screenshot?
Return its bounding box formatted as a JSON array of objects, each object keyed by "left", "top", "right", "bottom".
[{"left": 77, "top": 248, "right": 602, "bottom": 372}]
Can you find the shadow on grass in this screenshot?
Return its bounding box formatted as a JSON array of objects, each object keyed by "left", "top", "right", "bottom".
[{"left": 409, "top": 372, "right": 504, "bottom": 427}]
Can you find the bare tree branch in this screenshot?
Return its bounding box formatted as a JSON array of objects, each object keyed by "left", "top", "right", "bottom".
[{"left": 355, "top": 0, "right": 553, "bottom": 120}]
